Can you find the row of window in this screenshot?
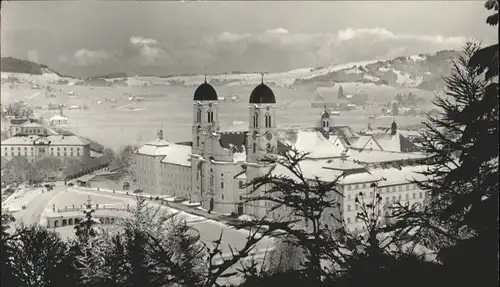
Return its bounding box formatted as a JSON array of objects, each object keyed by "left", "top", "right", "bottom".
[
  {"left": 252, "top": 113, "right": 273, "bottom": 128},
  {"left": 3, "top": 146, "right": 81, "bottom": 152},
  {"left": 3, "top": 151, "right": 81, "bottom": 157},
  {"left": 345, "top": 192, "right": 427, "bottom": 212},
  {"left": 196, "top": 109, "right": 215, "bottom": 123},
  {"left": 346, "top": 183, "right": 417, "bottom": 192}
]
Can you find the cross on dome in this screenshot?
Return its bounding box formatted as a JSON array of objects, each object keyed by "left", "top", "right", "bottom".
[{"left": 204, "top": 65, "right": 208, "bottom": 83}]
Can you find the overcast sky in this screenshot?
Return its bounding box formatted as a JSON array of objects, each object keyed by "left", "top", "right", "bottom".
[{"left": 1, "top": 1, "right": 497, "bottom": 77}]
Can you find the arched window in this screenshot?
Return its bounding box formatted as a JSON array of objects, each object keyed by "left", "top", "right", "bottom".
[
  {"left": 265, "top": 113, "right": 272, "bottom": 128},
  {"left": 207, "top": 110, "right": 214, "bottom": 123},
  {"left": 196, "top": 109, "right": 202, "bottom": 123},
  {"left": 252, "top": 143, "right": 256, "bottom": 153},
  {"left": 322, "top": 119, "right": 329, "bottom": 128},
  {"left": 210, "top": 175, "right": 214, "bottom": 187},
  {"left": 253, "top": 112, "right": 259, "bottom": 128}
]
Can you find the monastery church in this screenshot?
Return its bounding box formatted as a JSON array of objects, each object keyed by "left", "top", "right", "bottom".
[{"left": 135, "top": 79, "right": 430, "bottom": 232}]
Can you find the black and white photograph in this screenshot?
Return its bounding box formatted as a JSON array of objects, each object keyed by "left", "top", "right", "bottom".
[{"left": 1, "top": 1, "right": 498, "bottom": 286}]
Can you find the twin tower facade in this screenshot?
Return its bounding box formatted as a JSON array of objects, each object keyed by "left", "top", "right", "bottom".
[{"left": 189, "top": 79, "right": 279, "bottom": 214}]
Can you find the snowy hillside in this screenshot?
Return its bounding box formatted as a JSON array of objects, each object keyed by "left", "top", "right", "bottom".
[
  {"left": 0, "top": 57, "right": 73, "bottom": 85},
  {"left": 295, "top": 50, "right": 460, "bottom": 91},
  {"left": 1, "top": 50, "right": 459, "bottom": 90}
]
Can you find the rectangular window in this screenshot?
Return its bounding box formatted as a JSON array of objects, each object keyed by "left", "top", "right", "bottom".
[
  {"left": 347, "top": 185, "right": 352, "bottom": 190},
  {"left": 405, "top": 184, "right": 410, "bottom": 191},
  {"left": 354, "top": 184, "right": 358, "bottom": 189},
  {"left": 347, "top": 194, "right": 351, "bottom": 200},
  {"left": 347, "top": 205, "right": 351, "bottom": 211},
  {"left": 406, "top": 194, "right": 410, "bottom": 201},
  {"left": 419, "top": 192, "right": 423, "bottom": 199},
  {"left": 392, "top": 186, "right": 396, "bottom": 192},
  {"left": 399, "top": 185, "right": 403, "bottom": 192},
  {"left": 398, "top": 195, "right": 402, "bottom": 201},
  {"left": 386, "top": 197, "right": 390, "bottom": 203},
  {"left": 347, "top": 217, "right": 351, "bottom": 224},
  {"left": 362, "top": 183, "right": 367, "bottom": 189},
  {"left": 413, "top": 193, "right": 416, "bottom": 199}
]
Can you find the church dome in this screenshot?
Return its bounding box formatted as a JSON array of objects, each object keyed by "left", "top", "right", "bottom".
[
  {"left": 321, "top": 105, "right": 330, "bottom": 119},
  {"left": 249, "top": 83, "right": 276, "bottom": 104},
  {"left": 193, "top": 82, "right": 218, "bottom": 101}
]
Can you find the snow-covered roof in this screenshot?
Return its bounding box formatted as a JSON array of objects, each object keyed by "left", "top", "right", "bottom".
[
  {"left": 349, "top": 149, "right": 428, "bottom": 164},
  {"left": 1, "top": 134, "right": 90, "bottom": 146},
  {"left": 1, "top": 135, "right": 39, "bottom": 145},
  {"left": 144, "top": 139, "right": 171, "bottom": 147},
  {"left": 136, "top": 138, "right": 174, "bottom": 157},
  {"left": 21, "top": 122, "right": 44, "bottom": 128},
  {"left": 10, "top": 118, "right": 31, "bottom": 125},
  {"left": 366, "top": 165, "right": 430, "bottom": 187},
  {"left": 328, "top": 135, "right": 348, "bottom": 149},
  {"left": 45, "top": 135, "right": 91, "bottom": 146},
  {"left": 323, "top": 159, "right": 365, "bottom": 171},
  {"left": 50, "top": 115, "right": 68, "bottom": 121},
  {"left": 372, "top": 133, "right": 420, "bottom": 152},
  {"left": 285, "top": 131, "right": 345, "bottom": 159},
  {"left": 339, "top": 171, "right": 381, "bottom": 185},
  {"left": 371, "top": 134, "right": 401, "bottom": 152},
  {"left": 159, "top": 144, "right": 191, "bottom": 166},
  {"left": 271, "top": 158, "right": 344, "bottom": 182},
  {"left": 349, "top": 136, "right": 373, "bottom": 149}
]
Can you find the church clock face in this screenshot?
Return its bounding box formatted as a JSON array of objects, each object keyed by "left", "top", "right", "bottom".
[{"left": 266, "top": 132, "right": 272, "bottom": 141}]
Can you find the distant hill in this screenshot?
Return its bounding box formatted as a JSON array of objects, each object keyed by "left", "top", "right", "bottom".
[
  {"left": 1, "top": 50, "right": 460, "bottom": 91},
  {"left": 89, "top": 72, "right": 128, "bottom": 79},
  {"left": 0, "top": 57, "right": 69, "bottom": 78},
  {"left": 294, "top": 50, "right": 460, "bottom": 91}
]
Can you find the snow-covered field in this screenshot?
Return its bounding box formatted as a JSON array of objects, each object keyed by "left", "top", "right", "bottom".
[
  {"left": 3, "top": 188, "right": 45, "bottom": 212},
  {"left": 2, "top": 62, "right": 436, "bottom": 151}
]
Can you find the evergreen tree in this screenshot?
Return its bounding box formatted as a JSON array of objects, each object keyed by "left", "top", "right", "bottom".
[
  {"left": 73, "top": 196, "right": 105, "bottom": 286},
  {"left": 1, "top": 210, "right": 20, "bottom": 286},
  {"left": 6, "top": 225, "right": 71, "bottom": 287},
  {"left": 243, "top": 148, "right": 357, "bottom": 284},
  {"left": 74, "top": 196, "right": 99, "bottom": 244},
  {"left": 390, "top": 5, "right": 498, "bottom": 285}
]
